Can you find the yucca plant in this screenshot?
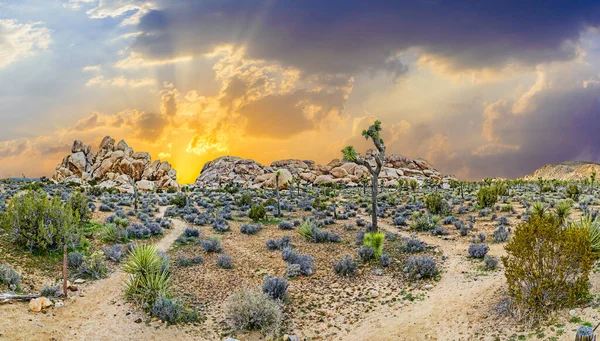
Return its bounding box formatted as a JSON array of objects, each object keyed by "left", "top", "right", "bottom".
[
  {"left": 123, "top": 243, "right": 171, "bottom": 308},
  {"left": 363, "top": 232, "right": 385, "bottom": 259},
  {"left": 554, "top": 200, "right": 572, "bottom": 224},
  {"left": 297, "top": 220, "right": 316, "bottom": 241},
  {"left": 570, "top": 215, "right": 600, "bottom": 256},
  {"left": 531, "top": 202, "right": 547, "bottom": 218}
]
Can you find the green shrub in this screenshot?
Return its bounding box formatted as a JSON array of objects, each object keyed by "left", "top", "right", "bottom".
[
  {"left": 68, "top": 191, "right": 92, "bottom": 223},
  {"left": 238, "top": 193, "right": 252, "bottom": 206},
  {"left": 477, "top": 186, "right": 497, "bottom": 208},
  {"left": 0, "top": 191, "right": 81, "bottom": 251},
  {"left": 569, "top": 215, "right": 600, "bottom": 256},
  {"left": 494, "top": 183, "right": 509, "bottom": 196},
  {"left": 312, "top": 197, "right": 327, "bottom": 211},
  {"left": 248, "top": 204, "right": 266, "bottom": 222},
  {"left": 502, "top": 215, "right": 593, "bottom": 323},
  {"left": 77, "top": 251, "right": 109, "bottom": 280},
  {"left": 425, "top": 193, "right": 447, "bottom": 215},
  {"left": 100, "top": 223, "right": 128, "bottom": 243},
  {"left": 566, "top": 184, "right": 581, "bottom": 201},
  {"left": 363, "top": 232, "right": 385, "bottom": 259},
  {"left": 168, "top": 193, "right": 187, "bottom": 208},
  {"left": 224, "top": 289, "right": 282, "bottom": 338}
]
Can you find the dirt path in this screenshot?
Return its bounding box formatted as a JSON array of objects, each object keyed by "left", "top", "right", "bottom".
[
  {"left": 0, "top": 212, "right": 199, "bottom": 341},
  {"left": 341, "top": 226, "right": 507, "bottom": 341}
]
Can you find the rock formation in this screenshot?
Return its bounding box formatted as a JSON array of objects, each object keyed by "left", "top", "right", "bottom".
[
  {"left": 523, "top": 161, "right": 600, "bottom": 181},
  {"left": 195, "top": 151, "right": 456, "bottom": 189},
  {"left": 52, "top": 136, "right": 179, "bottom": 192}
]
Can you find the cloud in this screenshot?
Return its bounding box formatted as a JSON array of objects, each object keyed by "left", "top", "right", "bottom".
[
  {"left": 0, "top": 19, "right": 51, "bottom": 68},
  {"left": 130, "top": 0, "right": 600, "bottom": 77},
  {"left": 85, "top": 75, "right": 157, "bottom": 88},
  {"left": 65, "top": 0, "right": 157, "bottom": 26}
]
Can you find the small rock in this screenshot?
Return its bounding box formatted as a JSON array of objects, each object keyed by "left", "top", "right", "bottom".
[
  {"left": 134, "top": 318, "right": 142, "bottom": 323},
  {"left": 371, "top": 268, "right": 384, "bottom": 276},
  {"left": 424, "top": 284, "right": 434, "bottom": 290},
  {"left": 54, "top": 301, "right": 64, "bottom": 308},
  {"left": 569, "top": 309, "right": 577, "bottom": 316},
  {"left": 369, "top": 290, "right": 379, "bottom": 298},
  {"left": 29, "top": 297, "right": 53, "bottom": 312},
  {"left": 73, "top": 279, "right": 86, "bottom": 284},
  {"left": 224, "top": 338, "right": 240, "bottom": 341}
]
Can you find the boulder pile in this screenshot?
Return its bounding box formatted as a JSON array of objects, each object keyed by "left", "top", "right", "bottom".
[
  {"left": 52, "top": 136, "right": 179, "bottom": 192},
  {"left": 195, "top": 151, "right": 456, "bottom": 189}
]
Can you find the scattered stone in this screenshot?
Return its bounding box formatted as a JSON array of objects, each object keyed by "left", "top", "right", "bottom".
[
  {"left": 73, "top": 279, "right": 86, "bottom": 284},
  {"left": 424, "top": 284, "right": 434, "bottom": 290},
  {"left": 134, "top": 318, "right": 142, "bottom": 323},
  {"left": 372, "top": 268, "right": 384, "bottom": 276},
  {"left": 29, "top": 297, "right": 53, "bottom": 312},
  {"left": 369, "top": 290, "right": 379, "bottom": 298}
]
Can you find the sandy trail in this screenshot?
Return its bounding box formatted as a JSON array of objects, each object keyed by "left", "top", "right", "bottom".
[
  {"left": 0, "top": 211, "right": 198, "bottom": 341},
  {"left": 342, "top": 225, "right": 506, "bottom": 341}
]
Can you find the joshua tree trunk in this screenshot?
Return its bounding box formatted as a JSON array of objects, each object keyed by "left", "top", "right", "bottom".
[
  {"left": 62, "top": 244, "right": 68, "bottom": 297},
  {"left": 370, "top": 174, "right": 378, "bottom": 232},
  {"left": 275, "top": 174, "right": 281, "bottom": 217}
]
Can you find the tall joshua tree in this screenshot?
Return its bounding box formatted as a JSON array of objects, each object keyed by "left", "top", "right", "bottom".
[
  {"left": 590, "top": 171, "right": 596, "bottom": 194},
  {"left": 275, "top": 171, "right": 282, "bottom": 217},
  {"left": 342, "top": 120, "right": 385, "bottom": 232}
]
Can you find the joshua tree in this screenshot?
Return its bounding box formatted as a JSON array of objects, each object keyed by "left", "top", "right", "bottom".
[
  {"left": 537, "top": 177, "right": 545, "bottom": 199},
  {"left": 409, "top": 180, "right": 418, "bottom": 192},
  {"left": 342, "top": 120, "right": 386, "bottom": 232},
  {"left": 590, "top": 171, "right": 596, "bottom": 194},
  {"left": 359, "top": 175, "right": 369, "bottom": 197},
  {"left": 275, "top": 171, "right": 282, "bottom": 217}
]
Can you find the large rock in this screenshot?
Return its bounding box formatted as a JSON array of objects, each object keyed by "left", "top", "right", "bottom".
[{"left": 52, "top": 136, "right": 179, "bottom": 190}]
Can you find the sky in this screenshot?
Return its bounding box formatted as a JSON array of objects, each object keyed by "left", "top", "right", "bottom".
[{"left": 2, "top": 1, "right": 600, "bottom": 183}]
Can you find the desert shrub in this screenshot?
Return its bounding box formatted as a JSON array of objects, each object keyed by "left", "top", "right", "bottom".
[
  {"left": 67, "top": 251, "right": 85, "bottom": 269},
  {"left": 150, "top": 296, "right": 182, "bottom": 323},
  {"left": 363, "top": 232, "right": 385, "bottom": 259},
  {"left": 380, "top": 253, "right": 392, "bottom": 267},
  {"left": 0, "top": 263, "right": 20, "bottom": 289},
  {"left": 176, "top": 251, "right": 203, "bottom": 267},
  {"left": 494, "top": 183, "right": 509, "bottom": 196},
  {"left": 39, "top": 284, "right": 61, "bottom": 298},
  {"left": 224, "top": 289, "right": 282, "bottom": 338},
  {"left": 566, "top": 184, "right": 581, "bottom": 201},
  {"left": 184, "top": 228, "right": 200, "bottom": 238},
  {"left": 484, "top": 255, "right": 498, "bottom": 270},
  {"left": 411, "top": 214, "right": 437, "bottom": 231},
  {"left": 1, "top": 191, "right": 80, "bottom": 251},
  {"left": 262, "top": 276, "right": 288, "bottom": 301},
  {"left": 477, "top": 187, "right": 497, "bottom": 208},
  {"left": 238, "top": 193, "right": 252, "bottom": 206},
  {"left": 104, "top": 244, "right": 124, "bottom": 262},
  {"left": 212, "top": 218, "right": 230, "bottom": 232},
  {"left": 298, "top": 220, "right": 339, "bottom": 243},
  {"left": 569, "top": 215, "right": 600, "bottom": 256},
  {"left": 357, "top": 246, "right": 376, "bottom": 262},
  {"left": 393, "top": 216, "right": 407, "bottom": 226},
  {"left": 468, "top": 243, "right": 489, "bottom": 258},
  {"left": 399, "top": 236, "right": 426, "bottom": 253},
  {"left": 77, "top": 251, "right": 109, "bottom": 280},
  {"left": 280, "top": 247, "right": 314, "bottom": 276},
  {"left": 432, "top": 225, "right": 448, "bottom": 236},
  {"left": 334, "top": 255, "right": 358, "bottom": 276},
  {"left": 502, "top": 215, "right": 593, "bottom": 322},
  {"left": 425, "top": 193, "right": 448, "bottom": 215},
  {"left": 124, "top": 244, "right": 171, "bottom": 308},
  {"left": 249, "top": 204, "right": 266, "bottom": 221},
  {"left": 278, "top": 221, "right": 294, "bottom": 230},
  {"left": 201, "top": 236, "right": 223, "bottom": 253},
  {"left": 460, "top": 224, "right": 470, "bottom": 236},
  {"left": 241, "top": 223, "right": 263, "bottom": 235},
  {"left": 68, "top": 191, "right": 92, "bottom": 223},
  {"left": 493, "top": 225, "right": 510, "bottom": 242},
  {"left": 404, "top": 256, "right": 438, "bottom": 280},
  {"left": 217, "top": 254, "right": 233, "bottom": 269},
  {"left": 266, "top": 236, "right": 291, "bottom": 250},
  {"left": 168, "top": 193, "right": 187, "bottom": 208},
  {"left": 285, "top": 264, "right": 302, "bottom": 278}
]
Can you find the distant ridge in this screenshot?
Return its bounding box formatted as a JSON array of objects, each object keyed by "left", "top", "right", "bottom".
[{"left": 523, "top": 161, "right": 600, "bottom": 181}]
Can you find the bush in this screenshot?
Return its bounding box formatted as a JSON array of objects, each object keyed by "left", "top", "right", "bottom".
[
  {"left": 278, "top": 221, "right": 294, "bottom": 230},
  {"left": 201, "top": 236, "right": 223, "bottom": 253},
  {"left": 566, "top": 184, "right": 581, "bottom": 201},
  {"left": 262, "top": 276, "right": 288, "bottom": 301},
  {"left": 502, "top": 215, "right": 593, "bottom": 322},
  {"left": 484, "top": 255, "right": 498, "bottom": 270},
  {"left": 357, "top": 246, "right": 375, "bottom": 262},
  {"left": 280, "top": 247, "right": 314, "bottom": 276},
  {"left": 176, "top": 251, "right": 203, "bottom": 267},
  {"left": 68, "top": 191, "right": 92, "bottom": 223},
  {"left": 67, "top": 251, "right": 85, "bottom": 269},
  {"left": 493, "top": 225, "right": 510, "bottom": 242},
  {"left": 266, "top": 236, "right": 291, "bottom": 250},
  {"left": 40, "top": 284, "right": 61, "bottom": 298},
  {"left": 468, "top": 243, "right": 489, "bottom": 258},
  {"left": 399, "top": 236, "right": 426, "bottom": 253},
  {"left": 241, "top": 223, "right": 263, "bottom": 235},
  {"left": 404, "top": 256, "right": 438, "bottom": 280},
  {"left": 298, "top": 220, "right": 340, "bottom": 243},
  {"left": 150, "top": 296, "right": 183, "bottom": 323},
  {"left": 380, "top": 253, "right": 392, "bottom": 267},
  {"left": 0, "top": 263, "right": 20, "bottom": 289},
  {"left": 477, "top": 186, "right": 497, "bottom": 208},
  {"left": 224, "top": 289, "right": 282, "bottom": 338},
  {"left": 425, "top": 193, "right": 448, "bottom": 215},
  {"left": 168, "top": 193, "right": 187, "bottom": 208},
  {"left": 100, "top": 223, "right": 128, "bottom": 243},
  {"left": 104, "top": 244, "right": 124, "bottom": 263},
  {"left": 363, "top": 232, "right": 385, "bottom": 259},
  {"left": 217, "top": 254, "right": 233, "bottom": 269},
  {"left": 77, "top": 251, "right": 109, "bottom": 280},
  {"left": 334, "top": 255, "right": 358, "bottom": 276},
  {"left": 1, "top": 191, "right": 80, "bottom": 251},
  {"left": 249, "top": 204, "right": 266, "bottom": 221}
]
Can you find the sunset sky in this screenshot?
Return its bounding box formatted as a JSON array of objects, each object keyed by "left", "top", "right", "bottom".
[{"left": 3, "top": 1, "right": 600, "bottom": 183}]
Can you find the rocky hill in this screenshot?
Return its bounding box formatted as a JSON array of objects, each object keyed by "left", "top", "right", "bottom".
[
  {"left": 52, "top": 136, "right": 179, "bottom": 192},
  {"left": 195, "top": 151, "right": 456, "bottom": 189},
  {"left": 523, "top": 161, "right": 600, "bottom": 181}
]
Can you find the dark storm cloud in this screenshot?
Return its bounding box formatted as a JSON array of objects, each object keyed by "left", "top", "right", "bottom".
[{"left": 132, "top": 0, "right": 600, "bottom": 75}]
